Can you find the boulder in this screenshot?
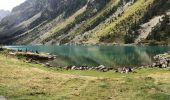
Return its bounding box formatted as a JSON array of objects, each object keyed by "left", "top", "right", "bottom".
[
  {"left": 65, "top": 66, "right": 72, "bottom": 70},
  {"left": 152, "top": 63, "right": 157, "bottom": 67},
  {"left": 71, "top": 66, "right": 77, "bottom": 70},
  {"left": 161, "top": 64, "right": 167, "bottom": 68},
  {"left": 116, "top": 67, "right": 133, "bottom": 73},
  {"left": 97, "top": 65, "right": 107, "bottom": 71},
  {"left": 45, "top": 63, "right": 52, "bottom": 67}
]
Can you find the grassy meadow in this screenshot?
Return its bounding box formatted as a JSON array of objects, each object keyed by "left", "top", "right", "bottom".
[{"left": 0, "top": 51, "right": 170, "bottom": 100}]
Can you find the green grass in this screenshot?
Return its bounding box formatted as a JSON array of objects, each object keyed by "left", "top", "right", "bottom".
[{"left": 1, "top": 52, "right": 170, "bottom": 100}]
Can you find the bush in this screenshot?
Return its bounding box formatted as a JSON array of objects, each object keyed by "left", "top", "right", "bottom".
[{"left": 148, "top": 40, "right": 159, "bottom": 46}]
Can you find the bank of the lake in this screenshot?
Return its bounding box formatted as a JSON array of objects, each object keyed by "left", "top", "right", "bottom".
[
  {"left": 4, "top": 45, "right": 170, "bottom": 68},
  {"left": 1, "top": 49, "right": 170, "bottom": 99}
]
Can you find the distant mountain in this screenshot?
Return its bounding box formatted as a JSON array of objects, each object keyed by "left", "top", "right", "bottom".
[
  {"left": 0, "top": 0, "right": 169, "bottom": 45},
  {"left": 0, "top": 10, "right": 10, "bottom": 21}
]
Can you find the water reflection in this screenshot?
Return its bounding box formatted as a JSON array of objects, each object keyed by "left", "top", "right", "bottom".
[{"left": 5, "top": 45, "right": 170, "bottom": 67}]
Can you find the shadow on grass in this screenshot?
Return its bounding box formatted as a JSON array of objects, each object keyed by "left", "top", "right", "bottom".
[{"left": 149, "top": 93, "right": 170, "bottom": 100}]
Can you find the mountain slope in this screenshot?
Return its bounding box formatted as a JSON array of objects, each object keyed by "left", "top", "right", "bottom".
[
  {"left": 0, "top": 0, "right": 169, "bottom": 45},
  {"left": 0, "top": 0, "right": 88, "bottom": 44},
  {"left": 0, "top": 10, "right": 10, "bottom": 21}
]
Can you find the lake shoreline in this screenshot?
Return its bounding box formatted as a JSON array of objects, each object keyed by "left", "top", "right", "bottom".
[
  {"left": 4, "top": 45, "right": 170, "bottom": 68},
  {"left": 2, "top": 47, "right": 170, "bottom": 74},
  {"left": 3, "top": 41, "right": 170, "bottom": 46},
  {"left": 1, "top": 47, "right": 170, "bottom": 75}
]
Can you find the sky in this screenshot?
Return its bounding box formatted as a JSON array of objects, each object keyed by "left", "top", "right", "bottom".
[{"left": 0, "top": 0, "right": 26, "bottom": 11}]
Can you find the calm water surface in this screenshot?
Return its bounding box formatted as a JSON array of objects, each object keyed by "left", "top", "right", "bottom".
[{"left": 4, "top": 45, "right": 170, "bottom": 67}]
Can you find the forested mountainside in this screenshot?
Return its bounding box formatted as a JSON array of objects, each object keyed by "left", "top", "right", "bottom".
[
  {"left": 0, "top": 0, "right": 169, "bottom": 45},
  {"left": 0, "top": 10, "right": 10, "bottom": 21}
]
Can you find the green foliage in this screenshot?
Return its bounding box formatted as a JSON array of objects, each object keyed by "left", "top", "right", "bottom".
[{"left": 124, "top": 34, "right": 135, "bottom": 44}]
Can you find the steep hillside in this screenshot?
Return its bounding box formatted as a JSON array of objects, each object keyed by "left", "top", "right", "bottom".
[
  {"left": 0, "top": 0, "right": 88, "bottom": 44},
  {"left": 0, "top": 10, "right": 10, "bottom": 21},
  {"left": 0, "top": 0, "right": 169, "bottom": 45}
]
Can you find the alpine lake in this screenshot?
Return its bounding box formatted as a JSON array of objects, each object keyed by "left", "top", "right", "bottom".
[{"left": 4, "top": 45, "right": 170, "bottom": 68}]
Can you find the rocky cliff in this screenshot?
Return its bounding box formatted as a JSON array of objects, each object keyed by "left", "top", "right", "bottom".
[
  {"left": 0, "top": 10, "right": 10, "bottom": 21},
  {"left": 0, "top": 0, "right": 169, "bottom": 45}
]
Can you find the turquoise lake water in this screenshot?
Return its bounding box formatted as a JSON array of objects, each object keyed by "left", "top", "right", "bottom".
[{"left": 4, "top": 45, "right": 170, "bottom": 67}]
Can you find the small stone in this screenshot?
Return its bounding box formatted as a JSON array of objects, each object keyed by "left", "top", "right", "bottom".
[
  {"left": 162, "top": 64, "right": 167, "bottom": 68},
  {"left": 71, "top": 66, "right": 76, "bottom": 70},
  {"left": 125, "top": 69, "right": 129, "bottom": 74},
  {"left": 102, "top": 68, "right": 109, "bottom": 72},
  {"left": 66, "top": 66, "right": 72, "bottom": 70},
  {"left": 79, "top": 67, "right": 83, "bottom": 70},
  {"left": 152, "top": 63, "right": 156, "bottom": 67},
  {"left": 98, "top": 65, "right": 106, "bottom": 69},
  {"left": 45, "top": 63, "right": 50, "bottom": 66}
]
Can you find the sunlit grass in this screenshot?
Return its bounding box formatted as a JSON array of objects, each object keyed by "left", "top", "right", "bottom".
[{"left": 0, "top": 52, "right": 170, "bottom": 100}]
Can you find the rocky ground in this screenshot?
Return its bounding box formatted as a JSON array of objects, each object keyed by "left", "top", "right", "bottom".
[
  {"left": 135, "top": 15, "right": 164, "bottom": 44},
  {"left": 152, "top": 52, "right": 170, "bottom": 68}
]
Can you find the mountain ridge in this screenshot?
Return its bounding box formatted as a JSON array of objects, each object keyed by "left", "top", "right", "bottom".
[
  {"left": 0, "top": 9, "right": 10, "bottom": 22},
  {"left": 0, "top": 0, "right": 169, "bottom": 45}
]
